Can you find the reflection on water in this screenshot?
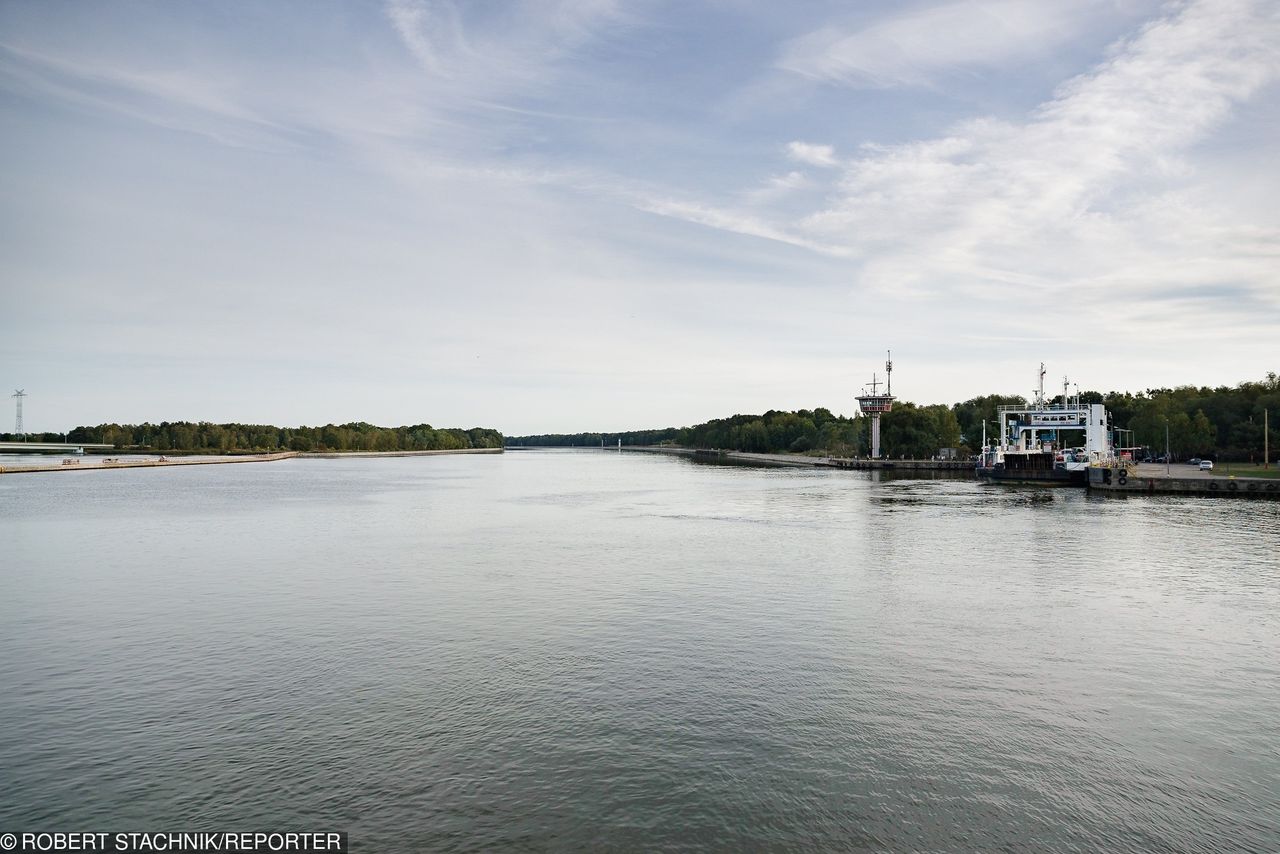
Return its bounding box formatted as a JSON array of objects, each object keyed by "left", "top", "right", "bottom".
[{"left": 1, "top": 449, "right": 1277, "bottom": 852}]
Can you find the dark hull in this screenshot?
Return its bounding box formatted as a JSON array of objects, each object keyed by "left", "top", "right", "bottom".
[{"left": 976, "top": 458, "right": 1088, "bottom": 486}]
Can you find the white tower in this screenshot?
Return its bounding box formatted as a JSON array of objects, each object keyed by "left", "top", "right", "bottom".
[
  {"left": 856, "top": 352, "right": 896, "bottom": 458},
  {"left": 12, "top": 389, "right": 25, "bottom": 437}
]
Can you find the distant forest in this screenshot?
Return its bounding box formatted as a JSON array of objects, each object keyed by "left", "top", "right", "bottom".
[
  {"left": 511, "top": 372, "right": 1279, "bottom": 462},
  {"left": 3, "top": 422, "right": 504, "bottom": 454}
]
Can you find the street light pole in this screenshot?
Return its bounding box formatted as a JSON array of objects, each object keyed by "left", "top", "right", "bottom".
[{"left": 1165, "top": 421, "right": 1170, "bottom": 475}]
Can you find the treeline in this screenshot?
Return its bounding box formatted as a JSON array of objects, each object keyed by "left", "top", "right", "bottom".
[
  {"left": 510, "top": 371, "right": 1279, "bottom": 461},
  {"left": 511, "top": 404, "right": 961, "bottom": 459},
  {"left": 954, "top": 373, "right": 1279, "bottom": 460},
  {"left": 6, "top": 422, "right": 505, "bottom": 453},
  {"left": 1100, "top": 372, "right": 1278, "bottom": 460}
]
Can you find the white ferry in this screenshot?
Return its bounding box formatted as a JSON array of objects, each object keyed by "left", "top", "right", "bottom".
[{"left": 976, "top": 366, "right": 1114, "bottom": 485}]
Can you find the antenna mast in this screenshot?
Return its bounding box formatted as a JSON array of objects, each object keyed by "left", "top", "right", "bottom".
[
  {"left": 886, "top": 350, "right": 893, "bottom": 396},
  {"left": 855, "top": 350, "right": 897, "bottom": 459},
  {"left": 12, "top": 389, "right": 24, "bottom": 437}
]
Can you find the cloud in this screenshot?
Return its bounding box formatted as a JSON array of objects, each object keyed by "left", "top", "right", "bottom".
[
  {"left": 786, "top": 141, "right": 837, "bottom": 167},
  {"left": 634, "top": 195, "right": 846, "bottom": 256},
  {"left": 654, "top": 0, "right": 1280, "bottom": 333},
  {"left": 777, "top": 0, "right": 1117, "bottom": 88},
  {"left": 385, "top": 0, "right": 463, "bottom": 78},
  {"left": 0, "top": 40, "right": 293, "bottom": 151},
  {"left": 3, "top": 0, "right": 1277, "bottom": 427},
  {"left": 383, "top": 0, "right": 629, "bottom": 103}
]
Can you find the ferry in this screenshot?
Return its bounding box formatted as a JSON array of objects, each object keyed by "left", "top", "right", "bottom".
[{"left": 976, "top": 366, "right": 1114, "bottom": 485}]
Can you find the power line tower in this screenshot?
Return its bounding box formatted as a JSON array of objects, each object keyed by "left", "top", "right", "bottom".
[{"left": 12, "top": 389, "right": 25, "bottom": 437}]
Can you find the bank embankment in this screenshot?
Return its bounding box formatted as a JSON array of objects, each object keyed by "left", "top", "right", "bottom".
[
  {"left": 0, "top": 452, "right": 299, "bottom": 474},
  {"left": 1, "top": 446, "right": 503, "bottom": 474},
  {"left": 617, "top": 446, "right": 822, "bottom": 467},
  {"left": 301, "top": 448, "right": 503, "bottom": 459},
  {"left": 619, "top": 446, "right": 970, "bottom": 470}
]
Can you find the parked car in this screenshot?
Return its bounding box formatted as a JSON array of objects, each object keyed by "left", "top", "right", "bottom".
[
  {"left": 1189, "top": 457, "right": 1201, "bottom": 465},
  {"left": 1199, "top": 460, "right": 1214, "bottom": 471}
]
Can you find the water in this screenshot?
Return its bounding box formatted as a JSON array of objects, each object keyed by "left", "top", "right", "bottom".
[{"left": 1, "top": 449, "right": 1277, "bottom": 852}]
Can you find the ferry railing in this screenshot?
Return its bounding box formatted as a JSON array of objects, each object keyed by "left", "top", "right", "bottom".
[{"left": 996, "top": 403, "right": 1093, "bottom": 414}]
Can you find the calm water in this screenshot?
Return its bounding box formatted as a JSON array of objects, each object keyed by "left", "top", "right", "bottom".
[{"left": 2, "top": 450, "right": 1277, "bottom": 852}]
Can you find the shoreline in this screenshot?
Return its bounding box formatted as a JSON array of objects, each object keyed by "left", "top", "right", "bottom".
[
  {"left": 618, "top": 445, "right": 971, "bottom": 470},
  {"left": 0, "top": 447, "right": 503, "bottom": 474},
  {"left": 300, "top": 448, "right": 503, "bottom": 459},
  {"left": 626, "top": 446, "right": 828, "bottom": 468}
]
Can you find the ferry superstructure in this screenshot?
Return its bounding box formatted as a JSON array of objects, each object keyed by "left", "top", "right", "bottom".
[{"left": 976, "top": 365, "right": 1114, "bottom": 484}]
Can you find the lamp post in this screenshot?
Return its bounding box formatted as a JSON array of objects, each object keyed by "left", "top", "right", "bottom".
[{"left": 1165, "top": 420, "right": 1170, "bottom": 475}]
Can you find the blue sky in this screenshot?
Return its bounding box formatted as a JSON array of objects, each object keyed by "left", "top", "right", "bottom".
[{"left": 2, "top": 0, "right": 1277, "bottom": 434}]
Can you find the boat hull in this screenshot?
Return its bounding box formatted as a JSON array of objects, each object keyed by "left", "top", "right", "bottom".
[
  {"left": 977, "top": 467, "right": 1082, "bottom": 485},
  {"left": 976, "top": 451, "right": 1088, "bottom": 485}
]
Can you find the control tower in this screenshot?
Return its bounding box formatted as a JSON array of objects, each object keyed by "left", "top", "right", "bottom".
[{"left": 856, "top": 351, "right": 896, "bottom": 459}]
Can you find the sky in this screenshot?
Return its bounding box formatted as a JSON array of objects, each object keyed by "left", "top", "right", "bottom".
[{"left": 1, "top": 0, "right": 1277, "bottom": 435}]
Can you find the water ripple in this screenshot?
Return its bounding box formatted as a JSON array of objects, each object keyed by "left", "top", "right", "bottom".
[{"left": 1, "top": 450, "right": 1277, "bottom": 852}]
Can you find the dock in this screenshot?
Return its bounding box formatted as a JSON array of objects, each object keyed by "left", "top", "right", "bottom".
[{"left": 1089, "top": 463, "right": 1279, "bottom": 497}]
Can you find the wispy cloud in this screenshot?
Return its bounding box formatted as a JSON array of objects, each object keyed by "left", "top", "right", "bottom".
[
  {"left": 656, "top": 0, "right": 1280, "bottom": 326},
  {"left": 777, "top": 0, "right": 1121, "bottom": 88},
  {"left": 634, "top": 195, "right": 848, "bottom": 257},
  {"left": 786, "top": 141, "right": 837, "bottom": 167},
  {"left": 2, "top": 0, "right": 1277, "bottom": 428},
  {"left": 383, "top": 0, "right": 631, "bottom": 104},
  {"left": 0, "top": 40, "right": 294, "bottom": 151}
]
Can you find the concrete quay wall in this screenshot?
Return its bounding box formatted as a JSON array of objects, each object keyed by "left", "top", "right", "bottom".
[
  {"left": 1089, "top": 464, "right": 1279, "bottom": 497},
  {"left": 620, "top": 446, "right": 973, "bottom": 471},
  {"left": 826, "top": 458, "right": 972, "bottom": 471}
]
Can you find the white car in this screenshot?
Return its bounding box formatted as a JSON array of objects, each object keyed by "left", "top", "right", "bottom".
[{"left": 1199, "top": 460, "right": 1214, "bottom": 471}]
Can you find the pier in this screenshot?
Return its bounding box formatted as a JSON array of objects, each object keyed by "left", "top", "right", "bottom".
[{"left": 1089, "top": 463, "right": 1279, "bottom": 497}]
